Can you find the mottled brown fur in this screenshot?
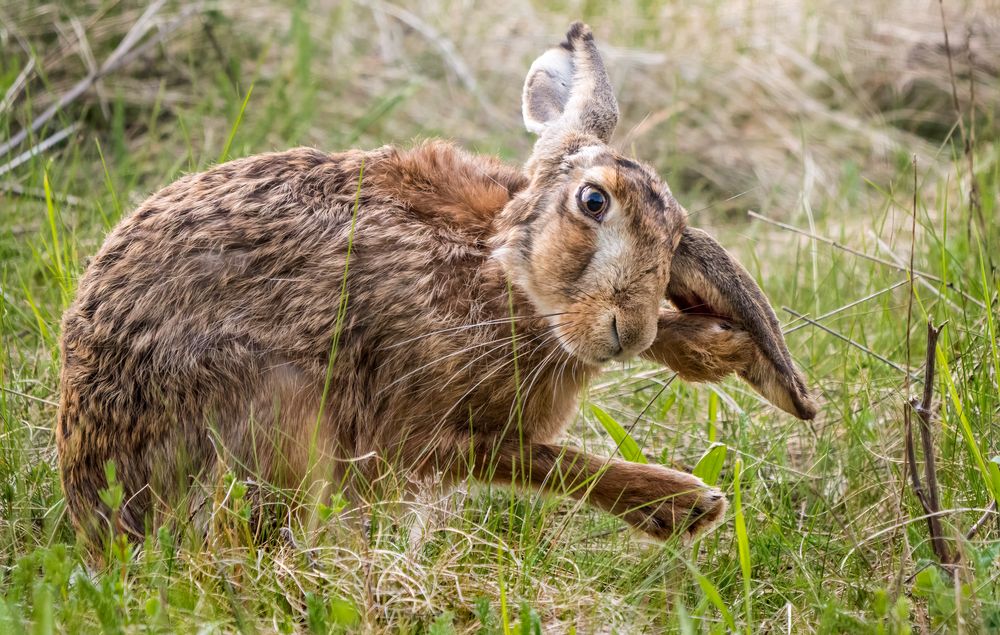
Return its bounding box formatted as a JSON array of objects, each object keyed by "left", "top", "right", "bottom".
[{"left": 57, "top": 23, "right": 814, "bottom": 547}]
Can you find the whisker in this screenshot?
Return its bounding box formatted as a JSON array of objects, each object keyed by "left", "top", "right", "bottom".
[{"left": 383, "top": 311, "right": 574, "bottom": 349}]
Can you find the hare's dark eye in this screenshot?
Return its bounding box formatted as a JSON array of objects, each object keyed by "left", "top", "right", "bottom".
[{"left": 577, "top": 185, "right": 609, "bottom": 221}]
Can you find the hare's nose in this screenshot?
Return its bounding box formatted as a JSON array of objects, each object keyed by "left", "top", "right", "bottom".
[{"left": 611, "top": 310, "right": 657, "bottom": 359}]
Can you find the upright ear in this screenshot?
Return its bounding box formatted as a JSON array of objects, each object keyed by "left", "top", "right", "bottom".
[
  {"left": 667, "top": 228, "right": 818, "bottom": 420},
  {"left": 522, "top": 22, "right": 618, "bottom": 143}
]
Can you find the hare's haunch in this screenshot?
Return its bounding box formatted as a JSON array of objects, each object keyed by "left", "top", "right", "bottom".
[{"left": 57, "top": 23, "right": 816, "bottom": 546}]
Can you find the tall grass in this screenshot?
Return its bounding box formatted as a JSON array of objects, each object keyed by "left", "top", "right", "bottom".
[{"left": 0, "top": 0, "right": 997, "bottom": 632}]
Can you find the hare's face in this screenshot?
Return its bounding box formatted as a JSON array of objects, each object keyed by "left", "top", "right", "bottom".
[{"left": 500, "top": 145, "right": 686, "bottom": 364}]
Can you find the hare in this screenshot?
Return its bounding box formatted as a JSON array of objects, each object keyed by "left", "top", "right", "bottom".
[{"left": 57, "top": 22, "right": 816, "bottom": 547}]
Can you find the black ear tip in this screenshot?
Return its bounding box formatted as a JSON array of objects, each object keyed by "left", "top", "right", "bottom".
[
  {"left": 794, "top": 397, "right": 819, "bottom": 420},
  {"left": 788, "top": 385, "right": 819, "bottom": 420},
  {"left": 564, "top": 21, "right": 593, "bottom": 46}
]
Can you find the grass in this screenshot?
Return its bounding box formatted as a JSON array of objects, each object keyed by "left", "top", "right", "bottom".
[{"left": 1, "top": 0, "right": 998, "bottom": 632}]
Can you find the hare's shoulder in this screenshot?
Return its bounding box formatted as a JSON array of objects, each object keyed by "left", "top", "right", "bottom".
[{"left": 369, "top": 140, "right": 527, "bottom": 238}]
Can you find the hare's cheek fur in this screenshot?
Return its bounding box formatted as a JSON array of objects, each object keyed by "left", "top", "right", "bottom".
[{"left": 520, "top": 207, "right": 665, "bottom": 364}]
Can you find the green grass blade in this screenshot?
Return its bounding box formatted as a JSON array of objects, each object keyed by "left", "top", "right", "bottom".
[
  {"left": 685, "top": 564, "right": 735, "bottom": 631},
  {"left": 936, "top": 346, "right": 1000, "bottom": 500},
  {"left": 733, "top": 457, "right": 753, "bottom": 633},
  {"left": 218, "top": 83, "right": 254, "bottom": 164}
]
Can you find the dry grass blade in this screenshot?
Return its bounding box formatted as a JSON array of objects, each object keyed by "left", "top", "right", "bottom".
[
  {"left": 751, "top": 209, "right": 986, "bottom": 309},
  {"left": 782, "top": 307, "right": 916, "bottom": 378},
  {"left": 0, "top": 386, "right": 59, "bottom": 408},
  {"left": 0, "top": 181, "right": 83, "bottom": 206},
  {"left": 0, "top": 123, "right": 81, "bottom": 177},
  {"left": 782, "top": 280, "right": 908, "bottom": 335},
  {"left": 0, "top": 57, "right": 36, "bottom": 115},
  {"left": 0, "top": 0, "right": 202, "bottom": 160},
  {"left": 359, "top": 0, "right": 516, "bottom": 127},
  {"left": 748, "top": 210, "right": 944, "bottom": 284}
]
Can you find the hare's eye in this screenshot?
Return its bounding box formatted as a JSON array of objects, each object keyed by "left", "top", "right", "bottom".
[{"left": 577, "top": 185, "right": 609, "bottom": 221}]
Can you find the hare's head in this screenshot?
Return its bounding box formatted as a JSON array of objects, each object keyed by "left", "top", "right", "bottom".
[
  {"left": 496, "top": 23, "right": 683, "bottom": 364},
  {"left": 495, "top": 22, "right": 817, "bottom": 420}
]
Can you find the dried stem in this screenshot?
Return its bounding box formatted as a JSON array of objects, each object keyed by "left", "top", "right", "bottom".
[
  {"left": 937, "top": 0, "right": 983, "bottom": 233},
  {"left": 782, "top": 307, "right": 916, "bottom": 378},
  {"left": 964, "top": 500, "right": 997, "bottom": 540},
  {"left": 0, "top": 1, "right": 203, "bottom": 161},
  {"left": 749, "top": 210, "right": 941, "bottom": 282},
  {"left": 907, "top": 322, "right": 952, "bottom": 566},
  {"left": 749, "top": 210, "right": 986, "bottom": 309}
]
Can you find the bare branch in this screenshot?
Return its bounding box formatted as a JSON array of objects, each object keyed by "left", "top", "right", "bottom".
[{"left": 908, "top": 322, "right": 952, "bottom": 566}]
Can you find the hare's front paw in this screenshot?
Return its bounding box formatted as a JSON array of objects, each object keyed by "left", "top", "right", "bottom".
[{"left": 618, "top": 467, "right": 727, "bottom": 540}]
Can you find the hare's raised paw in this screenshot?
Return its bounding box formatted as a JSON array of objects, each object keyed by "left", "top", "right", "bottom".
[{"left": 613, "top": 467, "right": 727, "bottom": 540}]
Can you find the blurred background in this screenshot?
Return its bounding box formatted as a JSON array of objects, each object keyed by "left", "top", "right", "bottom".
[{"left": 3, "top": 0, "right": 998, "bottom": 216}]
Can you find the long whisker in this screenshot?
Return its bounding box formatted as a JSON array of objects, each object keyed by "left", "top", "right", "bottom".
[
  {"left": 428, "top": 326, "right": 561, "bottom": 398},
  {"left": 383, "top": 311, "right": 573, "bottom": 349},
  {"left": 377, "top": 332, "right": 523, "bottom": 394},
  {"left": 385, "top": 321, "right": 565, "bottom": 400},
  {"left": 434, "top": 325, "right": 568, "bottom": 427},
  {"left": 508, "top": 335, "right": 566, "bottom": 423}
]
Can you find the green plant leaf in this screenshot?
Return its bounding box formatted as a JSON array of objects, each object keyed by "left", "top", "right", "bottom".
[
  {"left": 590, "top": 404, "right": 647, "bottom": 464},
  {"left": 693, "top": 443, "right": 727, "bottom": 486}
]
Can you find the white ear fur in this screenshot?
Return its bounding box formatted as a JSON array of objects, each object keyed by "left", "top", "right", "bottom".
[{"left": 521, "top": 46, "right": 574, "bottom": 135}]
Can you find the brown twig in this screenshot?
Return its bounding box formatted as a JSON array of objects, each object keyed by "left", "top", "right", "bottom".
[
  {"left": 965, "top": 500, "right": 998, "bottom": 541},
  {"left": 906, "top": 322, "right": 953, "bottom": 567}
]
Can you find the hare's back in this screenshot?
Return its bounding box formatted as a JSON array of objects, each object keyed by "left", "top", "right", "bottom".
[{"left": 64, "top": 148, "right": 395, "bottom": 361}]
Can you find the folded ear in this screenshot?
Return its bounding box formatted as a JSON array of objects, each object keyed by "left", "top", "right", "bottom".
[
  {"left": 667, "top": 228, "right": 818, "bottom": 420},
  {"left": 521, "top": 22, "right": 618, "bottom": 143}
]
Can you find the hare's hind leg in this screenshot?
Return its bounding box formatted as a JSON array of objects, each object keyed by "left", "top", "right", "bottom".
[{"left": 470, "top": 440, "right": 726, "bottom": 539}]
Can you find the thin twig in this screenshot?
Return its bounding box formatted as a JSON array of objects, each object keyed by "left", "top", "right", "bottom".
[
  {"left": 965, "top": 500, "right": 998, "bottom": 540},
  {"left": 0, "top": 57, "right": 36, "bottom": 115},
  {"left": 748, "top": 209, "right": 985, "bottom": 309},
  {"left": 782, "top": 280, "right": 908, "bottom": 335},
  {"left": 360, "top": 0, "right": 515, "bottom": 127},
  {"left": 897, "top": 155, "right": 921, "bottom": 592},
  {"left": 782, "top": 307, "right": 916, "bottom": 378},
  {"left": 872, "top": 234, "right": 966, "bottom": 312},
  {"left": 1, "top": 181, "right": 83, "bottom": 206},
  {"left": 937, "top": 0, "right": 983, "bottom": 232},
  {"left": 910, "top": 322, "right": 952, "bottom": 566},
  {"left": 748, "top": 210, "right": 943, "bottom": 284},
  {"left": 0, "top": 386, "right": 59, "bottom": 407},
  {"left": 842, "top": 506, "right": 993, "bottom": 567}
]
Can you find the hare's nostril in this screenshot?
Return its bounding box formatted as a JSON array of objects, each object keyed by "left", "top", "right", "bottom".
[{"left": 609, "top": 315, "right": 623, "bottom": 355}]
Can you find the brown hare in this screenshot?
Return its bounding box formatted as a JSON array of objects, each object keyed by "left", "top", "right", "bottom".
[{"left": 57, "top": 22, "right": 816, "bottom": 547}]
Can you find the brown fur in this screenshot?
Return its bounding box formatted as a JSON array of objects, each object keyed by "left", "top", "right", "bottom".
[{"left": 57, "top": 23, "right": 813, "bottom": 547}]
